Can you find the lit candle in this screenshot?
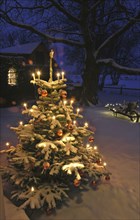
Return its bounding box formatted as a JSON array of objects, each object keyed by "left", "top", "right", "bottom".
[
  {"left": 86, "top": 144, "right": 90, "bottom": 148},
  {"left": 70, "top": 99, "right": 74, "bottom": 106},
  {"left": 19, "top": 121, "right": 23, "bottom": 126},
  {"left": 61, "top": 71, "right": 65, "bottom": 80},
  {"left": 76, "top": 108, "right": 80, "bottom": 115},
  {"left": 93, "top": 146, "right": 98, "bottom": 150},
  {"left": 23, "top": 103, "right": 27, "bottom": 110},
  {"left": 73, "top": 120, "right": 76, "bottom": 125},
  {"left": 5, "top": 142, "right": 10, "bottom": 147},
  {"left": 84, "top": 122, "right": 88, "bottom": 128},
  {"left": 63, "top": 100, "right": 67, "bottom": 105},
  {"left": 32, "top": 73, "right": 35, "bottom": 81},
  {"left": 57, "top": 72, "right": 60, "bottom": 82},
  {"left": 52, "top": 116, "right": 56, "bottom": 120},
  {"left": 37, "top": 71, "right": 41, "bottom": 80},
  {"left": 103, "top": 162, "right": 107, "bottom": 167},
  {"left": 31, "top": 186, "right": 35, "bottom": 192}
]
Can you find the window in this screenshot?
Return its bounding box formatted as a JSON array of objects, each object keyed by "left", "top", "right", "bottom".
[{"left": 8, "top": 67, "right": 17, "bottom": 86}]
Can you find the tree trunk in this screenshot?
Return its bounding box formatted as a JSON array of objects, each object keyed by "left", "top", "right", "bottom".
[
  {"left": 79, "top": 1, "right": 99, "bottom": 105},
  {"left": 80, "top": 49, "right": 99, "bottom": 105}
]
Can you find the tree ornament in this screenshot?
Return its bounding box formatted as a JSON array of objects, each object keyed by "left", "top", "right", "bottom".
[
  {"left": 41, "top": 90, "right": 48, "bottom": 97},
  {"left": 60, "top": 90, "right": 67, "bottom": 99},
  {"left": 56, "top": 129, "right": 63, "bottom": 137},
  {"left": 43, "top": 162, "right": 50, "bottom": 170},
  {"left": 88, "top": 136, "right": 94, "bottom": 143},
  {"left": 66, "top": 121, "right": 73, "bottom": 130},
  {"left": 37, "top": 87, "right": 42, "bottom": 95},
  {"left": 73, "top": 178, "right": 80, "bottom": 187},
  {"left": 105, "top": 175, "right": 110, "bottom": 181}
]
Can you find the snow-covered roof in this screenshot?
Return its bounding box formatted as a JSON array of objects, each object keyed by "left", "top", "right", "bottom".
[{"left": 0, "top": 41, "right": 43, "bottom": 55}]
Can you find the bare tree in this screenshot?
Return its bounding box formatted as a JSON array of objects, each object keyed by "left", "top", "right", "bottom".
[{"left": 0, "top": 0, "right": 140, "bottom": 104}]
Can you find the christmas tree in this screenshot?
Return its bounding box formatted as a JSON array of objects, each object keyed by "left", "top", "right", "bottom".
[{"left": 0, "top": 50, "right": 111, "bottom": 212}]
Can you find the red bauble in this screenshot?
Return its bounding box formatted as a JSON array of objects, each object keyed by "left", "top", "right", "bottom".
[
  {"left": 56, "top": 129, "right": 63, "bottom": 137},
  {"left": 88, "top": 136, "right": 94, "bottom": 143},
  {"left": 60, "top": 90, "right": 67, "bottom": 99},
  {"left": 41, "top": 90, "right": 48, "bottom": 97},
  {"left": 73, "top": 179, "right": 80, "bottom": 187},
  {"left": 105, "top": 175, "right": 110, "bottom": 181},
  {"left": 43, "top": 162, "right": 50, "bottom": 170}
]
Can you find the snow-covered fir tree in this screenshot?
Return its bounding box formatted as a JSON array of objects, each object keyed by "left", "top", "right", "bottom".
[{"left": 0, "top": 50, "right": 111, "bottom": 212}]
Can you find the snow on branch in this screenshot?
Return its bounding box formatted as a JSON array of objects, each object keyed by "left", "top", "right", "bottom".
[
  {"left": 97, "top": 58, "right": 140, "bottom": 74},
  {"left": 94, "top": 12, "right": 140, "bottom": 58}
]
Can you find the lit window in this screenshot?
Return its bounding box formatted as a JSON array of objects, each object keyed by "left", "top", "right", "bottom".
[{"left": 8, "top": 67, "right": 17, "bottom": 86}]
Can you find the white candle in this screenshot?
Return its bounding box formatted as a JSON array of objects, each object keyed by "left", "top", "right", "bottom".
[
  {"left": 76, "top": 108, "right": 80, "bottom": 115},
  {"left": 70, "top": 99, "right": 74, "bottom": 106},
  {"left": 31, "top": 186, "right": 35, "bottom": 192},
  {"left": 93, "top": 146, "right": 98, "bottom": 150},
  {"left": 23, "top": 103, "right": 27, "bottom": 110},
  {"left": 61, "top": 71, "right": 65, "bottom": 80},
  {"left": 6, "top": 142, "right": 10, "bottom": 147},
  {"left": 32, "top": 73, "right": 35, "bottom": 81},
  {"left": 84, "top": 122, "right": 88, "bottom": 128},
  {"left": 63, "top": 100, "right": 67, "bottom": 105},
  {"left": 73, "top": 120, "right": 76, "bottom": 125},
  {"left": 57, "top": 72, "right": 60, "bottom": 82},
  {"left": 37, "top": 71, "right": 41, "bottom": 80},
  {"left": 19, "top": 121, "right": 23, "bottom": 126}
]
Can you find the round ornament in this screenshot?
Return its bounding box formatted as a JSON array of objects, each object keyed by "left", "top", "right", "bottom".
[
  {"left": 66, "top": 121, "right": 73, "bottom": 130},
  {"left": 41, "top": 90, "right": 48, "bottom": 97},
  {"left": 43, "top": 162, "right": 50, "bottom": 170},
  {"left": 73, "top": 178, "right": 80, "bottom": 187},
  {"left": 88, "top": 136, "right": 94, "bottom": 143},
  {"left": 56, "top": 129, "right": 63, "bottom": 137},
  {"left": 60, "top": 90, "right": 67, "bottom": 99}
]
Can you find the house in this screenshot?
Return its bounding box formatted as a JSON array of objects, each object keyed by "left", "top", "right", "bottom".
[{"left": 0, "top": 42, "right": 59, "bottom": 106}]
